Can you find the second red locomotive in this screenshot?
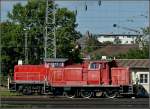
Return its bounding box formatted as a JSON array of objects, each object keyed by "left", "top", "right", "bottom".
[{"left": 9, "top": 58, "right": 137, "bottom": 98}]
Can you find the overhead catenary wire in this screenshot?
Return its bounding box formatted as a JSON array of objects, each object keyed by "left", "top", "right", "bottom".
[{"left": 1, "top": 0, "right": 148, "bottom": 45}]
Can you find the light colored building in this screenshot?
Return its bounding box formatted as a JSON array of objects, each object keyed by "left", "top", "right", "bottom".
[
  {"left": 96, "top": 34, "right": 142, "bottom": 44},
  {"left": 116, "top": 59, "right": 150, "bottom": 95}
]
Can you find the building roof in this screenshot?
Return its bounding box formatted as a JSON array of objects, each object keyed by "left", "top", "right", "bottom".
[
  {"left": 95, "top": 34, "right": 143, "bottom": 37},
  {"left": 116, "top": 59, "right": 150, "bottom": 68},
  {"left": 90, "top": 44, "right": 139, "bottom": 56}
]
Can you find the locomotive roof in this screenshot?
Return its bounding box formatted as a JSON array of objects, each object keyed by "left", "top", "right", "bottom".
[
  {"left": 44, "top": 58, "right": 68, "bottom": 63},
  {"left": 89, "top": 59, "right": 114, "bottom": 63}
]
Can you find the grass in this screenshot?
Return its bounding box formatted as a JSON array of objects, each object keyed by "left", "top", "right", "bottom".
[
  {"left": 1, "top": 104, "right": 32, "bottom": 108},
  {"left": 0, "top": 75, "right": 8, "bottom": 87},
  {"left": 0, "top": 76, "right": 22, "bottom": 97},
  {"left": 0, "top": 86, "right": 22, "bottom": 97}
]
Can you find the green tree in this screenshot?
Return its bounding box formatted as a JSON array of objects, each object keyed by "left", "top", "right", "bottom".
[
  {"left": 1, "top": 22, "right": 24, "bottom": 75},
  {"left": 8, "top": 0, "right": 81, "bottom": 60},
  {"left": 142, "top": 27, "right": 150, "bottom": 35},
  {"left": 114, "top": 37, "right": 122, "bottom": 44},
  {"left": 55, "top": 8, "right": 81, "bottom": 58},
  {"left": 84, "top": 35, "right": 102, "bottom": 53},
  {"left": 102, "top": 41, "right": 113, "bottom": 45},
  {"left": 1, "top": 0, "right": 81, "bottom": 75},
  {"left": 117, "top": 46, "right": 149, "bottom": 59},
  {"left": 142, "top": 27, "right": 150, "bottom": 44}
]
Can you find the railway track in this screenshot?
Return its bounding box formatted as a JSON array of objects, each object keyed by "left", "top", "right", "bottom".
[{"left": 1, "top": 96, "right": 149, "bottom": 108}]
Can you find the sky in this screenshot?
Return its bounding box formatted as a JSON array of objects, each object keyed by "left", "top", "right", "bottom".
[{"left": 1, "top": 0, "right": 149, "bottom": 34}]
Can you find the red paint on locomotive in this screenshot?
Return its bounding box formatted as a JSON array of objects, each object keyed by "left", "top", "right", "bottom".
[
  {"left": 111, "top": 67, "right": 130, "bottom": 85},
  {"left": 13, "top": 60, "right": 130, "bottom": 87},
  {"left": 14, "top": 65, "right": 48, "bottom": 83}
]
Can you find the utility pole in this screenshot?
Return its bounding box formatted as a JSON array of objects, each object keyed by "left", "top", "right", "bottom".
[
  {"left": 148, "top": 1, "right": 150, "bottom": 106},
  {"left": 24, "top": 31, "right": 28, "bottom": 64},
  {"left": 53, "top": 4, "right": 56, "bottom": 58},
  {"left": 149, "top": 0, "right": 150, "bottom": 62},
  {"left": 44, "top": 0, "right": 48, "bottom": 59},
  {"left": 45, "top": 0, "right": 56, "bottom": 59}
]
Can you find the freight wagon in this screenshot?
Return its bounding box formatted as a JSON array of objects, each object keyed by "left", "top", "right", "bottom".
[{"left": 9, "top": 58, "right": 141, "bottom": 98}]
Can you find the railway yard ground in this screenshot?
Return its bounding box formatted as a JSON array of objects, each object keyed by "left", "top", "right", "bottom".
[
  {"left": 0, "top": 95, "right": 150, "bottom": 109},
  {"left": 1, "top": 97, "right": 149, "bottom": 109},
  {"left": 0, "top": 87, "right": 150, "bottom": 109}
]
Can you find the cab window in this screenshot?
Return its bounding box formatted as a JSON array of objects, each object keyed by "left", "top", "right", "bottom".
[
  {"left": 50, "top": 62, "right": 64, "bottom": 68},
  {"left": 90, "top": 63, "right": 99, "bottom": 69}
]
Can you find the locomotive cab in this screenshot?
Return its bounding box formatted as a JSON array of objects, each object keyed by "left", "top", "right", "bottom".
[{"left": 87, "top": 60, "right": 112, "bottom": 85}]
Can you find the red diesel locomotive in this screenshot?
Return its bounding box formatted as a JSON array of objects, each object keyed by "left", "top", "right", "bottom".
[{"left": 9, "top": 58, "right": 138, "bottom": 98}]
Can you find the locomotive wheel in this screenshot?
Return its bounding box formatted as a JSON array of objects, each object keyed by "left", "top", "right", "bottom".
[
  {"left": 64, "top": 91, "right": 76, "bottom": 98},
  {"left": 104, "top": 90, "right": 117, "bottom": 98},
  {"left": 22, "top": 87, "right": 32, "bottom": 95},
  {"left": 81, "top": 91, "right": 93, "bottom": 98},
  {"left": 95, "top": 91, "right": 103, "bottom": 97}
]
